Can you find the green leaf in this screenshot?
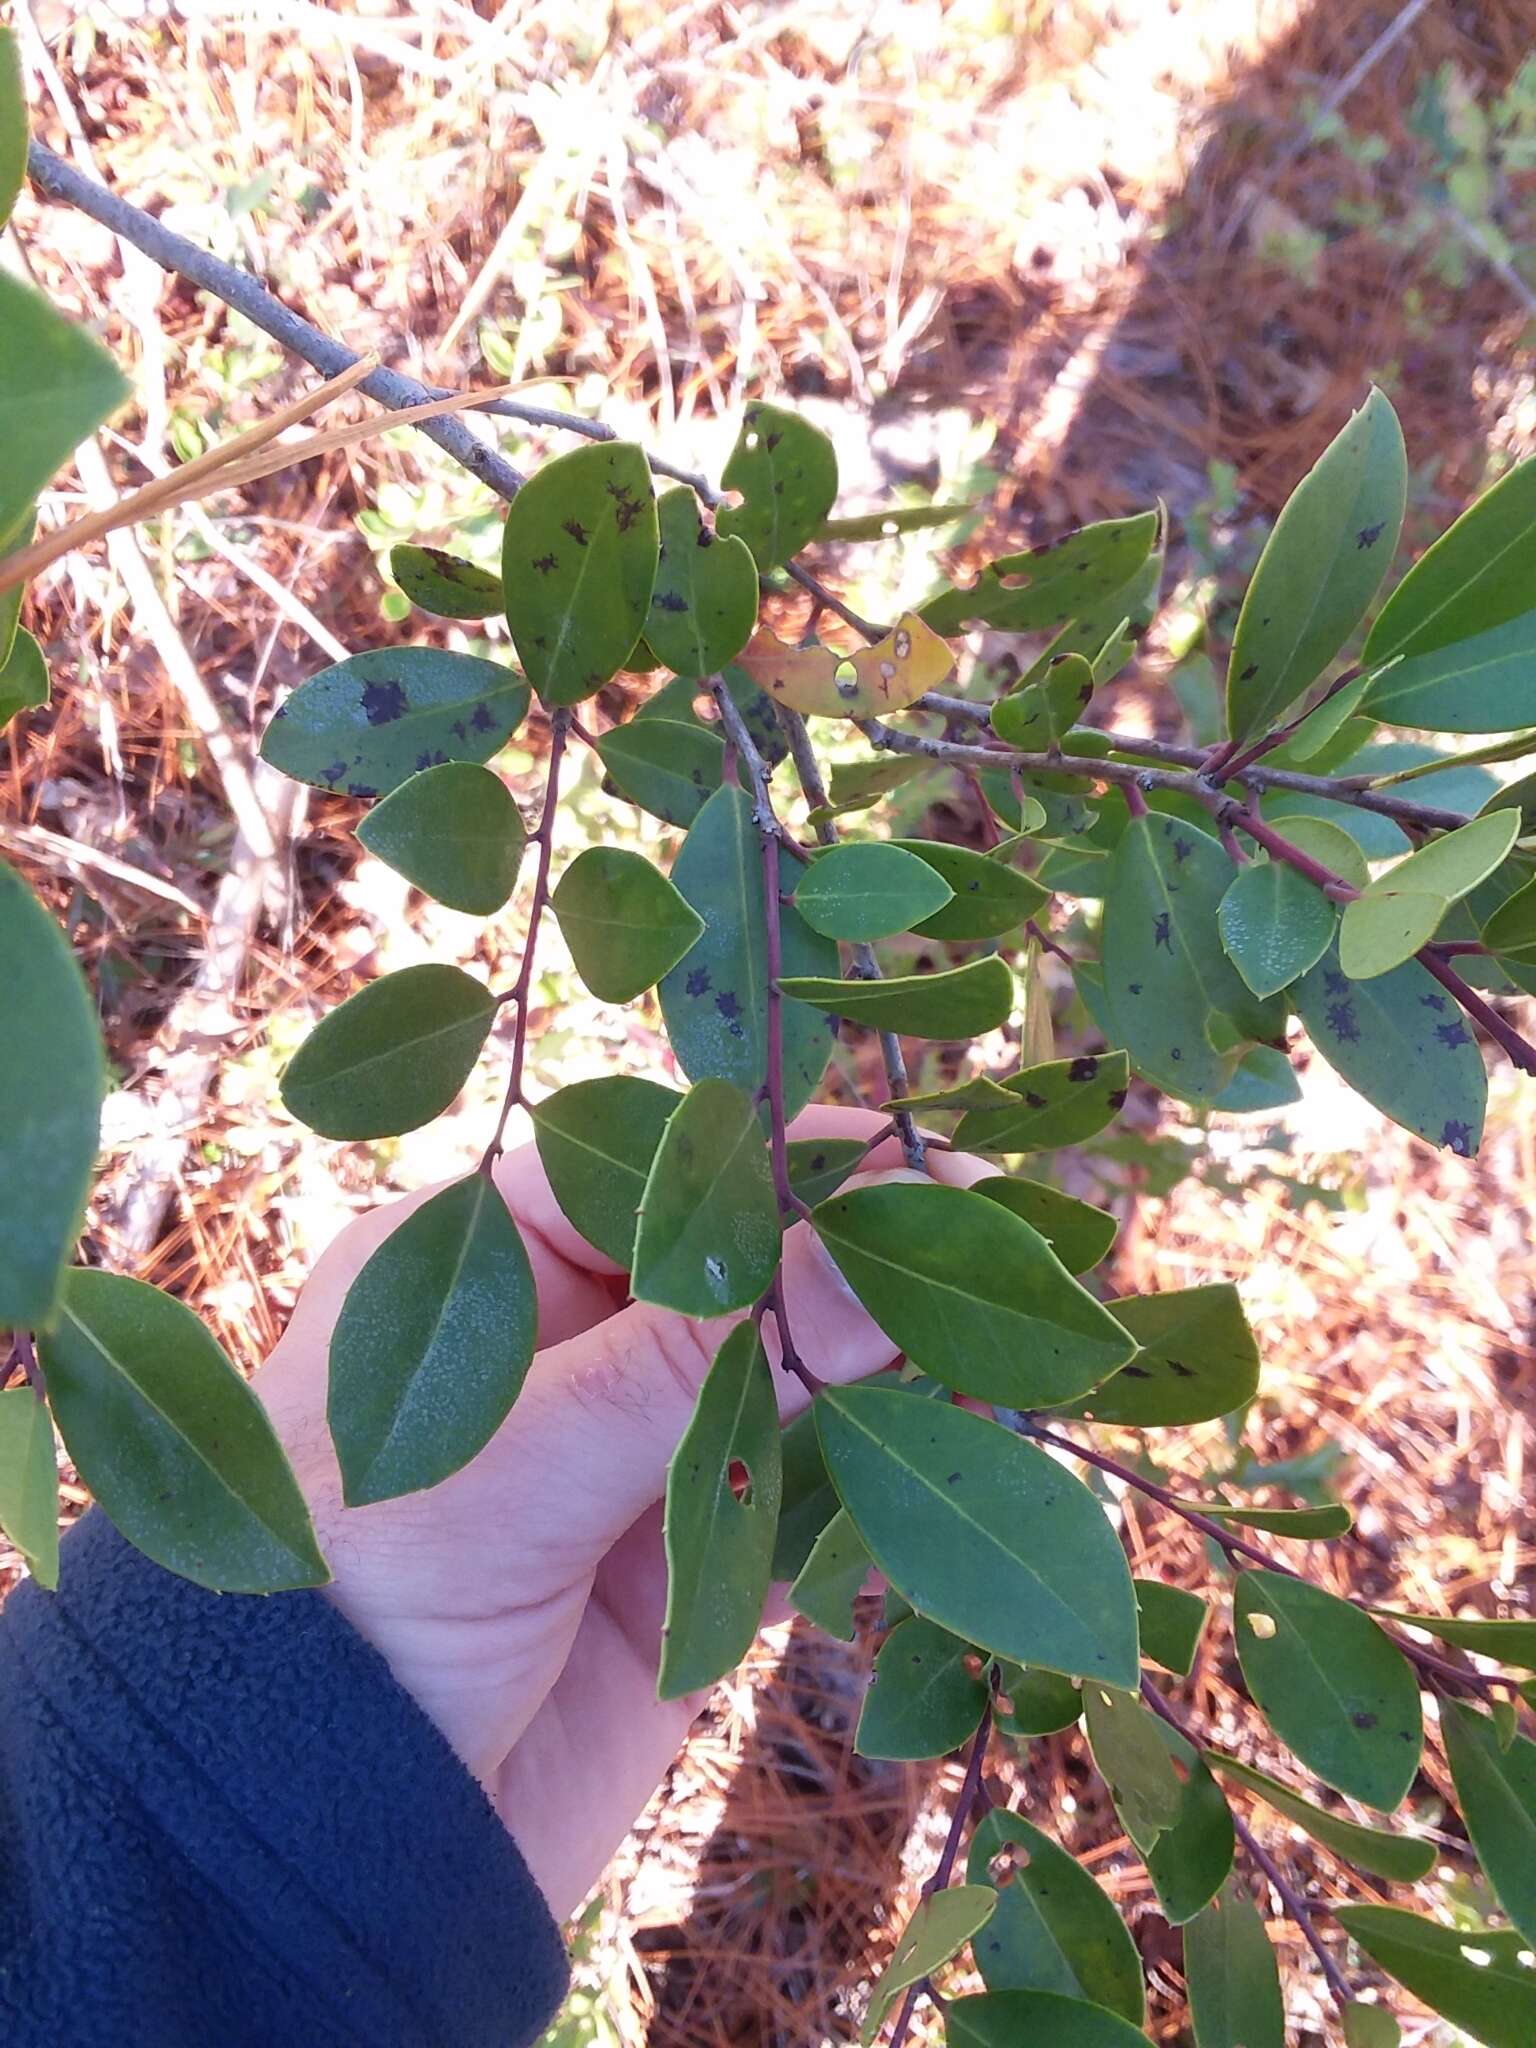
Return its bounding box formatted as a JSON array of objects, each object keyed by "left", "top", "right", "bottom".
[
  {"left": 659, "top": 1325, "right": 782, "bottom": 1698},
  {"left": 1372, "top": 809, "right": 1524, "bottom": 899},
  {"left": 811, "top": 1181, "right": 1135, "bottom": 1406},
  {"left": 1270, "top": 812, "right": 1371, "bottom": 890},
  {"left": 1339, "top": 809, "right": 1521, "bottom": 978},
  {"left": 0, "top": 624, "right": 48, "bottom": 731},
  {"left": 972, "top": 1176, "right": 1117, "bottom": 1275},
  {"left": 1102, "top": 816, "right": 1276, "bottom": 1105},
  {"left": 1336, "top": 1907, "right": 1536, "bottom": 2048},
  {"left": 1083, "top": 1683, "right": 1185, "bottom": 1849},
  {"left": 992, "top": 653, "right": 1098, "bottom": 750},
  {"left": 885, "top": 1075, "right": 1019, "bottom": 1113},
  {"left": 1135, "top": 1580, "right": 1208, "bottom": 1676},
  {"left": 1186, "top": 1499, "right": 1352, "bottom": 1537},
  {"left": 1343, "top": 2003, "right": 1400, "bottom": 2048},
  {"left": 953, "top": 1051, "right": 1130, "bottom": 1154},
  {"left": 1217, "top": 860, "right": 1336, "bottom": 998},
  {"left": 816, "top": 502, "right": 975, "bottom": 541},
  {"left": 1364, "top": 605, "right": 1536, "bottom": 733},
  {"left": 1210, "top": 1043, "right": 1301, "bottom": 1114},
  {"left": 785, "top": 1135, "right": 869, "bottom": 1207},
  {"left": 595, "top": 716, "right": 724, "bottom": 827},
  {"left": 1183, "top": 1882, "right": 1285, "bottom": 2048},
  {"left": 788, "top": 1506, "right": 871, "bottom": 1639},
  {"left": 0, "top": 271, "right": 131, "bottom": 547},
  {"left": 38, "top": 1270, "right": 327, "bottom": 1594},
  {"left": 891, "top": 837, "right": 1050, "bottom": 940},
  {"left": 1369, "top": 1609, "right": 1536, "bottom": 1672},
  {"left": 948, "top": 1992, "right": 1153, "bottom": 2048},
  {"left": 856, "top": 1616, "right": 988, "bottom": 1759},
  {"left": 1337, "top": 889, "right": 1449, "bottom": 979},
  {"left": 1366, "top": 454, "right": 1536, "bottom": 668},
  {"left": 259, "top": 649, "right": 530, "bottom": 796},
  {"left": 716, "top": 403, "right": 838, "bottom": 570},
  {"left": 1277, "top": 673, "right": 1373, "bottom": 764},
  {"left": 280, "top": 963, "right": 495, "bottom": 1140},
  {"left": 552, "top": 847, "right": 704, "bottom": 1003},
  {"left": 1226, "top": 388, "right": 1406, "bottom": 744},
  {"left": 1294, "top": 941, "right": 1486, "bottom": 1155},
  {"left": 355, "top": 761, "right": 525, "bottom": 914},
  {"left": 921, "top": 510, "right": 1160, "bottom": 636},
  {"left": 817, "top": 1386, "right": 1141, "bottom": 1685},
  {"left": 327, "top": 1175, "right": 536, "bottom": 1504},
  {"left": 994, "top": 1662, "right": 1082, "bottom": 1737},
  {"left": 0, "top": 859, "right": 104, "bottom": 1329},
  {"left": 1207, "top": 1753, "right": 1436, "bottom": 1882},
  {"left": 859, "top": 1886, "right": 998, "bottom": 2046},
  {"left": 1480, "top": 876, "right": 1536, "bottom": 963},
  {"left": 658, "top": 786, "right": 837, "bottom": 1117},
  {"left": 531, "top": 1075, "right": 679, "bottom": 1265},
  {"left": 501, "top": 440, "right": 658, "bottom": 704},
  {"left": 774, "top": 1403, "right": 840, "bottom": 1581},
  {"left": 793, "top": 842, "right": 953, "bottom": 941},
  {"left": 0, "top": 506, "right": 37, "bottom": 666},
  {"left": 1143, "top": 1722, "right": 1235, "bottom": 1926},
  {"left": 1059, "top": 1284, "right": 1261, "bottom": 1428},
  {"left": 779, "top": 956, "right": 1014, "bottom": 1038},
  {"left": 1441, "top": 1702, "right": 1536, "bottom": 1946},
  {"left": 389, "top": 543, "right": 505, "bottom": 620},
  {"left": 0, "top": 1388, "right": 59, "bottom": 1589},
  {"left": 644, "top": 487, "right": 759, "bottom": 678},
  {"left": 810, "top": 753, "right": 928, "bottom": 823},
  {"left": 1233, "top": 1570, "right": 1422, "bottom": 1809},
  {"left": 0, "top": 27, "right": 25, "bottom": 232},
  {"left": 631, "top": 1079, "right": 780, "bottom": 1316},
  {"left": 967, "top": 1810, "right": 1145, "bottom": 2021}
]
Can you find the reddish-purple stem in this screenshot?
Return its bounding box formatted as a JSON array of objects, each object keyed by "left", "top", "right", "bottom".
[{"left": 886, "top": 1708, "right": 993, "bottom": 2048}]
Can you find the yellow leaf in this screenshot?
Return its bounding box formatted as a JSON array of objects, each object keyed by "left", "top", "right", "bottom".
[{"left": 737, "top": 611, "right": 953, "bottom": 719}]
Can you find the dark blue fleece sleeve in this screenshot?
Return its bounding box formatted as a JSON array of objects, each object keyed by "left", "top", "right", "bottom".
[{"left": 0, "top": 1512, "right": 568, "bottom": 2047}]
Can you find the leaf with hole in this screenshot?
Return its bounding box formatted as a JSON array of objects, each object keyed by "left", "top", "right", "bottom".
[
  {"left": 0, "top": 1387, "right": 58, "bottom": 1590},
  {"left": 716, "top": 402, "right": 837, "bottom": 569},
  {"left": 788, "top": 1507, "right": 872, "bottom": 1640},
  {"left": 281, "top": 963, "right": 495, "bottom": 1140},
  {"left": 855, "top": 1616, "right": 988, "bottom": 1760},
  {"left": 595, "top": 716, "right": 724, "bottom": 827},
  {"left": 0, "top": 858, "right": 104, "bottom": 1330},
  {"left": 972, "top": 1176, "right": 1117, "bottom": 1275},
  {"left": 1367, "top": 454, "right": 1536, "bottom": 669},
  {"left": 631, "top": 1080, "right": 780, "bottom": 1316},
  {"left": 1233, "top": 1570, "right": 1422, "bottom": 1809},
  {"left": 1183, "top": 1881, "right": 1284, "bottom": 2048},
  {"left": 1083, "top": 1683, "right": 1186, "bottom": 1849},
  {"left": 644, "top": 487, "right": 758, "bottom": 679},
  {"left": 389, "top": 543, "right": 504, "bottom": 619},
  {"left": 1135, "top": 1581, "right": 1208, "bottom": 1676},
  {"left": 0, "top": 271, "right": 131, "bottom": 547},
  {"left": 38, "top": 1270, "right": 327, "bottom": 1593},
  {"left": 1335, "top": 1907, "right": 1536, "bottom": 2048},
  {"left": 954, "top": 1051, "right": 1131, "bottom": 1154},
  {"left": 779, "top": 956, "right": 1014, "bottom": 1038},
  {"left": 1057, "top": 1284, "right": 1260, "bottom": 1428},
  {"left": 1441, "top": 1701, "right": 1536, "bottom": 1947},
  {"left": 816, "top": 1386, "right": 1140, "bottom": 1685},
  {"left": 966, "top": 1810, "right": 1145, "bottom": 2021},
  {"left": 736, "top": 610, "right": 953, "bottom": 720},
  {"left": 947, "top": 1992, "right": 1153, "bottom": 2048},
  {"left": 1207, "top": 1754, "right": 1435, "bottom": 1882},
  {"left": 1217, "top": 860, "right": 1336, "bottom": 998},
  {"left": 793, "top": 842, "right": 953, "bottom": 940},
  {"left": 659, "top": 1325, "right": 782, "bottom": 1698},
  {"left": 1226, "top": 388, "right": 1406, "bottom": 744},
  {"left": 891, "top": 837, "right": 1051, "bottom": 940},
  {"left": 812, "top": 1180, "right": 1135, "bottom": 1406},
  {"left": 552, "top": 847, "right": 705, "bottom": 1003},
  {"left": 355, "top": 761, "right": 526, "bottom": 914},
  {"left": 859, "top": 1886, "right": 998, "bottom": 2046},
  {"left": 328, "top": 1175, "right": 536, "bottom": 1505},
  {"left": 501, "top": 440, "right": 658, "bottom": 704},
  {"left": 920, "top": 509, "right": 1160, "bottom": 636},
  {"left": 260, "top": 648, "right": 530, "bottom": 796},
  {"left": 1143, "top": 1721, "right": 1236, "bottom": 1926},
  {"left": 0, "top": 625, "right": 47, "bottom": 731}
]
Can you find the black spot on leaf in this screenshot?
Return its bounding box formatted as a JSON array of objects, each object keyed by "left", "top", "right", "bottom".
[
  {"left": 1153, "top": 912, "right": 1172, "bottom": 951},
  {"left": 562, "top": 519, "right": 590, "bottom": 546},
  {"left": 1068, "top": 1056, "right": 1099, "bottom": 1082},
  {"left": 1325, "top": 999, "right": 1360, "bottom": 1043},
  {"left": 470, "top": 703, "right": 496, "bottom": 733},
  {"left": 1323, "top": 969, "right": 1349, "bottom": 996},
  {"left": 655, "top": 591, "right": 689, "bottom": 612},
  {"left": 685, "top": 967, "right": 712, "bottom": 998},
  {"left": 1108, "top": 1088, "right": 1128, "bottom": 1109},
  {"left": 532, "top": 553, "right": 558, "bottom": 574},
  {"left": 1419, "top": 992, "right": 1447, "bottom": 1011},
  {"left": 1435, "top": 1021, "right": 1471, "bottom": 1048},
  {"left": 1356, "top": 522, "right": 1385, "bottom": 549},
  {"left": 1239, "top": 663, "right": 1258, "bottom": 681},
  {"left": 1441, "top": 1119, "right": 1474, "bottom": 1156},
  {"left": 1024, "top": 1091, "right": 1047, "bottom": 1109},
  {"left": 360, "top": 679, "right": 408, "bottom": 725},
  {"left": 321, "top": 759, "right": 347, "bottom": 784}
]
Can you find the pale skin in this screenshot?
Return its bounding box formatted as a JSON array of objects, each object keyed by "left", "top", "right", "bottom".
[{"left": 253, "top": 1106, "right": 988, "bottom": 1922}]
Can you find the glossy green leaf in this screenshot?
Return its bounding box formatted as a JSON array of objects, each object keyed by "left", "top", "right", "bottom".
[
  {"left": 0, "top": 1388, "right": 58, "bottom": 1589},
  {"left": 779, "top": 956, "right": 1013, "bottom": 1038},
  {"left": 993, "top": 1662, "right": 1082, "bottom": 1737},
  {"left": 1441, "top": 1701, "right": 1536, "bottom": 1946},
  {"left": 860, "top": 1886, "right": 998, "bottom": 2046},
  {"left": 1294, "top": 942, "right": 1486, "bottom": 1155},
  {"left": 1340, "top": 808, "right": 1521, "bottom": 978},
  {"left": 0, "top": 625, "right": 48, "bottom": 731},
  {"left": 260, "top": 648, "right": 530, "bottom": 796},
  {"left": 39, "top": 1270, "right": 327, "bottom": 1594},
  {"left": 1367, "top": 455, "right": 1536, "bottom": 668},
  {"left": 811, "top": 1181, "right": 1135, "bottom": 1405},
  {"left": 856, "top": 1616, "right": 988, "bottom": 1759},
  {"left": 0, "top": 270, "right": 131, "bottom": 546},
  {"left": 972, "top": 1176, "right": 1117, "bottom": 1275},
  {"left": 658, "top": 787, "right": 836, "bottom": 1117},
  {"left": 1217, "top": 860, "right": 1336, "bottom": 998},
  {"left": 1226, "top": 388, "right": 1406, "bottom": 743},
  {"left": 892, "top": 837, "right": 1050, "bottom": 940},
  {"left": 1183, "top": 1882, "right": 1284, "bottom": 2048},
  {"left": 1278, "top": 673, "right": 1373, "bottom": 763},
  {"left": 1338, "top": 888, "right": 1448, "bottom": 979},
  {"left": 1083, "top": 1683, "right": 1185, "bottom": 1849},
  {"left": 954, "top": 1051, "right": 1130, "bottom": 1154},
  {"left": 793, "top": 842, "right": 953, "bottom": 941},
  {"left": 501, "top": 440, "right": 658, "bottom": 704},
  {"left": 816, "top": 502, "right": 974, "bottom": 541},
  {"left": 1343, "top": 2003, "right": 1401, "bottom": 2048},
  {"left": 921, "top": 510, "right": 1159, "bottom": 636},
  {"left": 1335, "top": 1906, "right": 1536, "bottom": 2048},
  {"left": 1210, "top": 1043, "right": 1302, "bottom": 1114},
  {"left": 531, "top": 1075, "right": 678, "bottom": 1266},
  {"left": 1060, "top": 1284, "right": 1260, "bottom": 1428},
  {"left": 967, "top": 1810, "right": 1145, "bottom": 2021},
  {"left": 1135, "top": 1580, "right": 1208, "bottom": 1676},
  {"left": 0, "top": 27, "right": 25, "bottom": 232},
  {"left": 716, "top": 402, "right": 837, "bottom": 569},
  {"left": 1480, "top": 875, "right": 1536, "bottom": 964},
  {"left": 1143, "top": 1722, "right": 1235, "bottom": 1926},
  {"left": 1102, "top": 816, "right": 1276, "bottom": 1105},
  {"left": 0, "top": 858, "right": 104, "bottom": 1329},
  {"left": 1233, "top": 1570, "right": 1422, "bottom": 1809},
  {"left": 788, "top": 1507, "right": 871, "bottom": 1639},
  {"left": 1370, "top": 1609, "right": 1536, "bottom": 1672},
  {"left": 1186, "top": 1498, "right": 1352, "bottom": 1537},
  {"left": 389, "top": 543, "right": 504, "bottom": 619},
  {"left": 992, "top": 653, "right": 1097, "bottom": 750},
  {"left": 948, "top": 1991, "right": 1152, "bottom": 2048},
  {"left": 280, "top": 963, "right": 495, "bottom": 1140},
  {"left": 817, "top": 1386, "right": 1140, "bottom": 1685},
  {"left": 596, "top": 715, "right": 724, "bottom": 827},
  {"left": 355, "top": 761, "right": 525, "bottom": 914},
  {"left": 328, "top": 1175, "right": 536, "bottom": 1505},
  {"left": 659, "top": 1325, "right": 782, "bottom": 1697},
  {"left": 552, "top": 847, "right": 704, "bottom": 1003},
  {"left": 1364, "top": 605, "right": 1536, "bottom": 733},
  {"left": 1207, "top": 1753, "right": 1436, "bottom": 1882},
  {"left": 1270, "top": 812, "right": 1371, "bottom": 890},
  {"left": 631, "top": 1079, "right": 780, "bottom": 1316},
  {"left": 644, "top": 487, "right": 759, "bottom": 678}
]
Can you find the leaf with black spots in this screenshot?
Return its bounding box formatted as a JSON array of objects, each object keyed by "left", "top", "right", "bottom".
[
  {"left": 892, "top": 837, "right": 1050, "bottom": 940},
  {"left": 595, "top": 716, "right": 724, "bottom": 827},
  {"left": 954, "top": 1051, "right": 1131, "bottom": 1154},
  {"left": 992, "top": 653, "right": 1098, "bottom": 749},
  {"left": 1056, "top": 1283, "right": 1260, "bottom": 1428},
  {"left": 716, "top": 402, "right": 837, "bottom": 569},
  {"left": 920, "top": 509, "right": 1160, "bottom": 636},
  {"left": 389, "top": 543, "right": 504, "bottom": 619},
  {"left": 644, "top": 487, "right": 758, "bottom": 679},
  {"left": 855, "top": 1616, "right": 988, "bottom": 1759}
]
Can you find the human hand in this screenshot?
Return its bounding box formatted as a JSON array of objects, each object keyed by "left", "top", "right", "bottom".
[{"left": 253, "top": 1106, "right": 986, "bottom": 1921}]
